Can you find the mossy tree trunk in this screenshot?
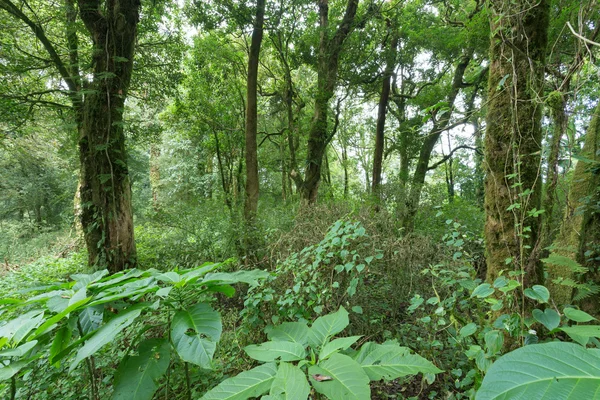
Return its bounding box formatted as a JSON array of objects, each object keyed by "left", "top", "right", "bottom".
[
  {"left": 483, "top": 0, "right": 549, "bottom": 286},
  {"left": 300, "top": 0, "right": 358, "bottom": 205},
  {"left": 547, "top": 103, "right": 600, "bottom": 307},
  {"left": 77, "top": 0, "right": 140, "bottom": 272}
]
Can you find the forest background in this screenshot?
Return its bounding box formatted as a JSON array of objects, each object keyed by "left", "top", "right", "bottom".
[{"left": 0, "top": 0, "right": 599, "bottom": 399}]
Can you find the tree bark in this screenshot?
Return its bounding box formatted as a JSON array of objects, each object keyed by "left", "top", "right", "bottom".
[
  {"left": 484, "top": 0, "right": 549, "bottom": 286},
  {"left": 244, "top": 0, "right": 265, "bottom": 224},
  {"left": 300, "top": 0, "right": 359, "bottom": 205},
  {"left": 546, "top": 103, "right": 600, "bottom": 306},
  {"left": 372, "top": 31, "right": 398, "bottom": 203},
  {"left": 77, "top": 0, "right": 140, "bottom": 272}
]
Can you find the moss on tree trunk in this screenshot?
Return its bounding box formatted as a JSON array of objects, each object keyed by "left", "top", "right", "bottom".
[
  {"left": 484, "top": 0, "right": 549, "bottom": 287},
  {"left": 547, "top": 103, "right": 600, "bottom": 307}
]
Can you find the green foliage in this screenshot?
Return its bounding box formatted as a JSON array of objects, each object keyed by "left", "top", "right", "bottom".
[
  {"left": 476, "top": 342, "right": 600, "bottom": 400},
  {"left": 202, "top": 307, "right": 441, "bottom": 400},
  {"left": 243, "top": 219, "right": 381, "bottom": 324},
  {"left": 0, "top": 261, "right": 268, "bottom": 399}
]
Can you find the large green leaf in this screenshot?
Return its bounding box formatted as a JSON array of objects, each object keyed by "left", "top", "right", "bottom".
[
  {"left": 0, "top": 341, "right": 37, "bottom": 357},
  {"left": 244, "top": 341, "right": 306, "bottom": 362},
  {"left": 201, "top": 362, "right": 277, "bottom": 400},
  {"left": 201, "top": 270, "right": 270, "bottom": 287},
  {"left": 266, "top": 322, "right": 309, "bottom": 345},
  {"left": 0, "top": 360, "right": 30, "bottom": 381},
  {"left": 0, "top": 310, "right": 44, "bottom": 346},
  {"left": 476, "top": 342, "right": 600, "bottom": 400},
  {"left": 353, "top": 342, "right": 441, "bottom": 380},
  {"left": 269, "top": 362, "right": 310, "bottom": 400},
  {"left": 308, "top": 353, "right": 370, "bottom": 400},
  {"left": 307, "top": 307, "right": 349, "bottom": 349},
  {"left": 70, "top": 304, "right": 146, "bottom": 372},
  {"left": 112, "top": 339, "right": 170, "bottom": 400},
  {"left": 171, "top": 303, "right": 222, "bottom": 369}
]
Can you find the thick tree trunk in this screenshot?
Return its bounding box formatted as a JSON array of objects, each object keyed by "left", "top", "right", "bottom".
[
  {"left": 300, "top": 0, "right": 358, "bottom": 205},
  {"left": 77, "top": 0, "right": 140, "bottom": 272},
  {"left": 244, "top": 0, "right": 265, "bottom": 224},
  {"left": 484, "top": 0, "right": 549, "bottom": 286},
  {"left": 547, "top": 103, "right": 600, "bottom": 306},
  {"left": 372, "top": 33, "right": 398, "bottom": 203}
]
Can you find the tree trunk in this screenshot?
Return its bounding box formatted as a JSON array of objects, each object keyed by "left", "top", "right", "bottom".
[
  {"left": 150, "top": 143, "right": 160, "bottom": 211},
  {"left": 372, "top": 32, "right": 398, "bottom": 203},
  {"left": 76, "top": 0, "right": 140, "bottom": 272},
  {"left": 547, "top": 102, "right": 600, "bottom": 306},
  {"left": 484, "top": 0, "right": 549, "bottom": 286},
  {"left": 244, "top": 0, "right": 265, "bottom": 224},
  {"left": 300, "top": 0, "right": 358, "bottom": 205},
  {"left": 540, "top": 92, "right": 567, "bottom": 249}
]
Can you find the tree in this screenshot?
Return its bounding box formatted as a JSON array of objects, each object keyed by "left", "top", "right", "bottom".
[
  {"left": 483, "top": 0, "right": 550, "bottom": 286},
  {"left": 371, "top": 21, "right": 398, "bottom": 205},
  {"left": 546, "top": 101, "right": 600, "bottom": 307},
  {"left": 0, "top": 0, "right": 143, "bottom": 272},
  {"left": 300, "top": 0, "right": 359, "bottom": 204},
  {"left": 244, "top": 0, "right": 266, "bottom": 229}
]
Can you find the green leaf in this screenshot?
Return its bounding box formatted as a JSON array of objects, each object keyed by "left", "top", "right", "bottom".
[
  {"left": 171, "top": 303, "right": 222, "bottom": 369},
  {"left": 561, "top": 325, "right": 600, "bottom": 341},
  {"left": 50, "top": 325, "right": 71, "bottom": 366},
  {"left": 307, "top": 307, "right": 349, "bottom": 349},
  {"left": 459, "top": 323, "right": 477, "bottom": 338},
  {"left": 476, "top": 342, "right": 600, "bottom": 400},
  {"left": 353, "top": 342, "right": 441, "bottom": 381},
  {"left": 266, "top": 322, "right": 309, "bottom": 345},
  {"left": 202, "top": 270, "right": 269, "bottom": 287},
  {"left": 70, "top": 304, "right": 146, "bottom": 372},
  {"left": 32, "top": 295, "right": 91, "bottom": 339},
  {"left": 319, "top": 336, "right": 361, "bottom": 360},
  {"left": 563, "top": 308, "right": 596, "bottom": 323},
  {"left": 541, "top": 254, "right": 587, "bottom": 274},
  {"left": 200, "top": 362, "right": 277, "bottom": 400},
  {"left": 484, "top": 330, "right": 503, "bottom": 355},
  {"left": 532, "top": 309, "right": 560, "bottom": 331},
  {"left": 244, "top": 341, "right": 306, "bottom": 362},
  {"left": 0, "top": 360, "right": 30, "bottom": 381},
  {"left": 112, "top": 339, "right": 170, "bottom": 400},
  {"left": 471, "top": 283, "right": 494, "bottom": 298},
  {"left": 309, "top": 353, "right": 370, "bottom": 400},
  {"left": 0, "top": 310, "right": 44, "bottom": 345},
  {"left": 524, "top": 285, "right": 550, "bottom": 303},
  {"left": 79, "top": 305, "right": 104, "bottom": 335},
  {"left": 0, "top": 341, "right": 37, "bottom": 357},
  {"left": 269, "top": 362, "right": 310, "bottom": 400}
]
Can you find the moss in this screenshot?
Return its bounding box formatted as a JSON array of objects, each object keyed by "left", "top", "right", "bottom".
[{"left": 484, "top": 0, "right": 549, "bottom": 287}]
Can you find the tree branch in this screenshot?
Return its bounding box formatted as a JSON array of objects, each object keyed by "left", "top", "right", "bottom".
[
  {"left": 427, "top": 145, "right": 480, "bottom": 171},
  {"left": 0, "top": 0, "right": 78, "bottom": 94}
]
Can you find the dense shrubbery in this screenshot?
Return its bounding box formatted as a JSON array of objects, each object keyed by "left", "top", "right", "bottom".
[{"left": 1, "top": 201, "right": 599, "bottom": 399}]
